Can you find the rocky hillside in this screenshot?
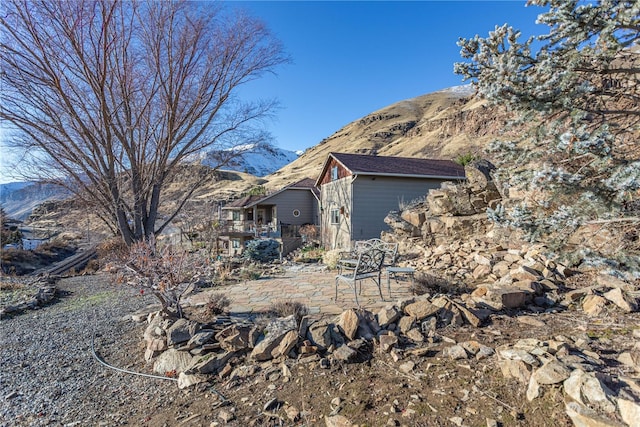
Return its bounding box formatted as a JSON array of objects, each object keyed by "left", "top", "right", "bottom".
[
  {"left": 0, "top": 182, "right": 69, "bottom": 221},
  {"left": 265, "top": 85, "right": 513, "bottom": 189}
]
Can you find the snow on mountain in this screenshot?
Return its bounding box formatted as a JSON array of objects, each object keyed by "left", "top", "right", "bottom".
[{"left": 201, "top": 144, "right": 299, "bottom": 177}]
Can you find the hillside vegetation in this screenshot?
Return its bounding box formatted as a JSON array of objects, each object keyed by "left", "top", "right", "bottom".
[{"left": 266, "top": 86, "right": 510, "bottom": 189}]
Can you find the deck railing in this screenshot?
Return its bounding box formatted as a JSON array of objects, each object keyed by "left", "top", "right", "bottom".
[{"left": 218, "top": 220, "right": 279, "bottom": 237}]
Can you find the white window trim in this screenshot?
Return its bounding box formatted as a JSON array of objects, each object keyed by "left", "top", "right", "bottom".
[{"left": 330, "top": 209, "right": 340, "bottom": 224}]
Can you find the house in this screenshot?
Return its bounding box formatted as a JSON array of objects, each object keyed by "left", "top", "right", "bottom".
[
  {"left": 219, "top": 178, "right": 320, "bottom": 256},
  {"left": 315, "top": 152, "right": 465, "bottom": 250}
]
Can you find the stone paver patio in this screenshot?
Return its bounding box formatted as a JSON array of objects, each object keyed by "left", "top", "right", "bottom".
[{"left": 193, "top": 264, "right": 414, "bottom": 317}]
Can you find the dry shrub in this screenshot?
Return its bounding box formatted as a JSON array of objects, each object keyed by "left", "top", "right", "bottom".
[
  {"left": 268, "top": 299, "right": 308, "bottom": 322},
  {"left": 204, "top": 292, "right": 231, "bottom": 316},
  {"left": 0, "top": 278, "right": 26, "bottom": 291},
  {"left": 119, "top": 238, "right": 209, "bottom": 318},
  {"left": 96, "top": 237, "right": 129, "bottom": 264},
  {"left": 82, "top": 258, "right": 101, "bottom": 274},
  {"left": 413, "top": 272, "right": 469, "bottom": 296},
  {"left": 321, "top": 248, "right": 343, "bottom": 269}
]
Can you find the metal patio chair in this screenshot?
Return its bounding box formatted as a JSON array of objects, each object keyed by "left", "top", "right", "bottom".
[{"left": 335, "top": 247, "right": 386, "bottom": 306}]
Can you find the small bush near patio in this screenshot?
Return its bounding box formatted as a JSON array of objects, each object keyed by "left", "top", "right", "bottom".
[
  {"left": 203, "top": 292, "right": 231, "bottom": 317},
  {"left": 293, "top": 244, "right": 324, "bottom": 263},
  {"left": 413, "top": 272, "right": 469, "bottom": 296},
  {"left": 321, "top": 249, "right": 343, "bottom": 270},
  {"left": 267, "top": 299, "right": 309, "bottom": 322}
]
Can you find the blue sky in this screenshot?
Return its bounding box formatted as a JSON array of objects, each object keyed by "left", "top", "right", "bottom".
[
  {"left": 228, "top": 0, "right": 545, "bottom": 153},
  {"left": 0, "top": 1, "right": 546, "bottom": 183}
]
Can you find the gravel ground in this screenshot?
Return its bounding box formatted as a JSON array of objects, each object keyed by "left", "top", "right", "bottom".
[{"left": 0, "top": 274, "right": 180, "bottom": 427}]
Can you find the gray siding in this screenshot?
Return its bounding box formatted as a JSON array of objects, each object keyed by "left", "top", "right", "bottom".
[
  {"left": 351, "top": 176, "right": 443, "bottom": 240},
  {"left": 267, "top": 189, "right": 318, "bottom": 226}
]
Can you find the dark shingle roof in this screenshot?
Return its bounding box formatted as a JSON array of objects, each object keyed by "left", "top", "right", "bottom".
[
  {"left": 286, "top": 177, "right": 316, "bottom": 189},
  {"left": 223, "top": 195, "right": 264, "bottom": 209},
  {"left": 223, "top": 178, "right": 319, "bottom": 209},
  {"left": 331, "top": 152, "right": 465, "bottom": 179},
  {"left": 285, "top": 177, "right": 320, "bottom": 198}
]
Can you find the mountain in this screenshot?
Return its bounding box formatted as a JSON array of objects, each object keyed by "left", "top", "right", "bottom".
[
  {"left": 0, "top": 143, "right": 296, "bottom": 222},
  {"left": 265, "top": 84, "right": 513, "bottom": 189},
  {"left": 200, "top": 143, "right": 299, "bottom": 177},
  {"left": 0, "top": 182, "right": 70, "bottom": 221}
]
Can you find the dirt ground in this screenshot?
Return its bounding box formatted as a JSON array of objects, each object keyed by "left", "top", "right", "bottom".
[
  {"left": 99, "top": 296, "right": 636, "bottom": 426},
  {"left": 2, "top": 270, "right": 638, "bottom": 427}
]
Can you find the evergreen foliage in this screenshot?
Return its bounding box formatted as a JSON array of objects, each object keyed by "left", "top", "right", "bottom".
[
  {"left": 455, "top": 0, "right": 639, "bottom": 267},
  {"left": 242, "top": 239, "right": 280, "bottom": 262}
]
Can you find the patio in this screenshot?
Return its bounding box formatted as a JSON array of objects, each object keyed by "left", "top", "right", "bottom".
[{"left": 192, "top": 263, "right": 415, "bottom": 317}]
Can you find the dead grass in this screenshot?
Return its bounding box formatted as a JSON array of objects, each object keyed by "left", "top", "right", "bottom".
[{"left": 267, "top": 299, "right": 309, "bottom": 322}]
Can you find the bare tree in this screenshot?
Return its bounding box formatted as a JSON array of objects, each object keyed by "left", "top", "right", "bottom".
[{"left": 0, "top": 0, "right": 288, "bottom": 244}]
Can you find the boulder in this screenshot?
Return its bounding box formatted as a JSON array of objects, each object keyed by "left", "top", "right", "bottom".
[
  {"left": 405, "top": 328, "right": 424, "bottom": 343},
  {"left": 582, "top": 295, "right": 607, "bottom": 316},
  {"left": 186, "top": 330, "right": 215, "bottom": 349},
  {"left": 153, "top": 349, "right": 193, "bottom": 375},
  {"left": 215, "top": 324, "right": 257, "bottom": 352},
  {"left": 177, "top": 372, "right": 208, "bottom": 389},
  {"left": 397, "top": 315, "right": 415, "bottom": 334},
  {"left": 565, "top": 402, "right": 624, "bottom": 427},
  {"left": 378, "top": 306, "right": 401, "bottom": 328},
  {"left": 602, "top": 288, "right": 637, "bottom": 313},
  {"left": 186, "top": 350, "right": 237, "bottom": 375},
  {"left": 337, "top": 309, "right": 360, "bottom": 340},
  {"left": 308, "top": 320, "right": 335, "bottom": 350},
  {"left": 272, "top": 330, "right": 299, "bottom": 359},
  {"left": 465, "top": 159, "right": 496, "bottom": 192},
  {"left": 617, "top": 399, "right": 640, "bottom": 427},
  {"left": 533, "top": 360, "right": 571, "bottom": 385},
  {"left": 563, "top": 369, "right": 616, "bottom": 414},
  {"left": 404, "top": 300, "right": 440, "bottom": 320},
  {"left": 166, "top": 318, "right": 200, "bottom": 346},
  {"left": 401, "top": 210, "right": 426, "bottom": 228},
  {"left": 333, "top": 344, "right": 358, "bottom": 363},
  {"left": 443, "top": 344, "right": 468, "bottom": 360},
  {"left": 379, "top": 334, "right": 398, "bottom": 352},
  {"left": 498, "top": 359, "right": 532, "bottom": 384},
  {"left": 251, "top": 315, "right": 298, "bottom": 361},
  {"left": 618, "top": 350, "right": 640, "bottom": 372}
]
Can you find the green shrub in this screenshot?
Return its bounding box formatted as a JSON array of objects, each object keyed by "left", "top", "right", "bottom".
[
  {"left": 242, "top": 239, "right": 279, "bottom": 262},
  {"left": 454, "top": 153, "right": 476, "bottom": 166}
]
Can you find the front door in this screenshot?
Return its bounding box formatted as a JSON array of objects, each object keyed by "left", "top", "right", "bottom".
[{"left": 257, "top": 208, "right": 265, "bottom": 226}]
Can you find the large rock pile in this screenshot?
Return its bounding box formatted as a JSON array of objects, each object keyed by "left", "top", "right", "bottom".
[
  {"left": 140, "top": 293, "right": 494, "bottom": 390},
  {"left": 133, "top": 280, "right": 640, "bottom": 426},
  {"left": 384, "top": 159, "right": 500, "bottom": 248},
  {"left": 497, "top": 335, "right": 640, "bottom": 427}
]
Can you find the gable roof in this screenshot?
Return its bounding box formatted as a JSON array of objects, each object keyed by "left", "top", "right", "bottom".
[
  {"left": 286, "top": 177, "right": 320, "bottom": 199},
  {"left": 223, "top": 178, "right": 319, "bottom": 210},
  {"left": 315, "top": 152, "right": 465, "bottom": 186},
  {"left": 223, "top": 194, "right": 264, "bottom": 209}
]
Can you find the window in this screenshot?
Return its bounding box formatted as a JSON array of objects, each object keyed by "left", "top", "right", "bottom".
[
  {"left": 232, "top": 239, "right": 241, "bottom": 249},
  {"left": 331, "top": 165, "right": 339, "bottom": 181},
  {"left": 330, "top": 209, "right": 340, "bottom": 224},
  {"left": 292, "top": 209, "right": 300, "bottom": 217},
  {"left": 232, "top": 211, "right": 240, "bottom": 221}
]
